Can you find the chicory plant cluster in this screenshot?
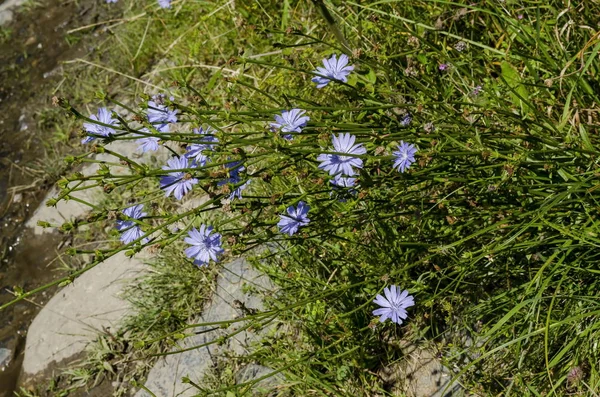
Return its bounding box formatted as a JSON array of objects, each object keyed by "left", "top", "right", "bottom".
[{"left": 79, "top": 54, "right": 418, "bottom": 325}]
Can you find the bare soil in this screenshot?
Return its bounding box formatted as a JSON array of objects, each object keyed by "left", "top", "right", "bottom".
[{"left": 0, "top": 0, "right": 121, "bottom": 394}]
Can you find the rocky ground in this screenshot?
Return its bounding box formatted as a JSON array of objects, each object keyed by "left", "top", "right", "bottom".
[{"left": 0, "top": 0, "right": 121, "bottom": 393}]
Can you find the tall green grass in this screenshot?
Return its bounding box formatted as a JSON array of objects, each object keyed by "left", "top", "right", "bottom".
[{"left": 10, "top": 0, "right": 600, "bottom": 395}]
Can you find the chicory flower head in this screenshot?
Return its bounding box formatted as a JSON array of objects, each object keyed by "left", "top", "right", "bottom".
[
  {"left": 116, "top": 204, "right": 147, "bottom": 244},
  {"left": 331, "top": 175, "right": 357, "bottom": 189},
  {"left": 270, "top": 109, "right": 310, "bottom": 140},
  {"left": 158, "top": 0, "right": 171, "bottom": 8},
  {"left": 373, "top": 285, "right": 415, "bottom": 325},
  {"left": 160, "top": 156, "right": 198, "bottom": 200},
  {"left": 185, "top": 127, "right": 218, "bottom": 166},
  {"left": 184, "top": 225, "right": 224, "bottom": 267},
  {"left": 312, "top": 54, "right": 354, "bottom": 88},
  {"left": 392, "top": 141, "right": 418, "bottom": 173},
  {"left": 229, "top": 180, "right": 250, "bottom": 200},
  {"left": 147, "top": 96, "right": 177, "bottom": 132},
  {"left": 217, "top": 161, "right": 248, "bottom": 200},
  {"left": 401, "top": 114, "right": 412, "bottom": 127},
  {"left": 317, "top": 133, "right": 366, "bottom": 176},
  {"left": 278, "top": 201, "right": 310, "bottom": 236},
  {"left": 82, "top": 107, "right": 118, "bottom": 144},
  {"left": 136, "top": 128, "right": 160, "bottom": 153},
  {"left": 330, "top": 175, "right": 357, "bottom": 201},
  {"left": 471, "top": 85, "right": 483, "bottom": 97}
]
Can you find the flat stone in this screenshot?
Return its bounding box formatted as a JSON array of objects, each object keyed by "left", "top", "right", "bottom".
[
  {"left": 0, "top": 0, "right": 27, "bottom": 26},
  {"left": 26, "top": 138, "right": 167, "bottom": 235},
  {"left": 385, "top": 344, "right": 462, "bottom": 397},
  {"left": 135, "top": 257, "right": 275, "bottom": 397},
  {"left": 0, "top": 348, "right": 12, "bottom": 369},
  {"left": 235, "top": 364, "right": 284, "bottom": 395},
  {"left": 21, "top": 250, "right": 148, "bottom": 376},
  {"left": 0, "top": 10, "right": 13, "bottom": 26}
]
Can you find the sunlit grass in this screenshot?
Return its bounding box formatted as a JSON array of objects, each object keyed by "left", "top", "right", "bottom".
[{"left": 12, "top": 0, "right": 600, "bottom": 395}]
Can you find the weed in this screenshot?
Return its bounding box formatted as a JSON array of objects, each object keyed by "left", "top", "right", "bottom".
[{"left": 9, "top": 0, "right": 600, "bottom": 396}]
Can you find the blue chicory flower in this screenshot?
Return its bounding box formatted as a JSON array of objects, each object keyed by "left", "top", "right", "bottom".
[
  {"left": 82, "top": 107, "right": 118, "bottom": 144},
  {"left": 392, "top": 141, "right": 418, "bottom": 173},
  {"left": 136, "top": 128, "right": 160, "bottom": 153},
  {"left": 160, "top": 156, "right": 198, "bottom": 200},
  {"left": 158, "top": 0, "right": 171, "bottom": 8},
  {"left": 401, "top": 114, "right": 412, "bottom": 127},
  {"left": 278, "top": 201, "right": 310, "bottom": 236},
  {"left": 311, "top": 54, "right": 354, "bottom": 88},
  {"left": 317, "top": 133, "right": 367, "bottom": 176},
  {"left": 106, "top": 0, "right": 117, "bottom": 3},
  {"left": 229, "top": 180, "right": 250, "bottom": 200},
  {"left": 217, "top": 161, "right": 249, "bottom": 200},
  {"left": 217, "top": 161, "right": 244, "bottom": 185},
  {"left": 147, "top": 96, "right": 177, "bottom": 132},
  {"left": 471, "top": 85, "right": 483, "bottom": 97},
  {"left": 116, "top": 204, "right": 148, "bottom": 244},
  {"left": 330, "top": 175, "right": 357, "bottom": 201},
  {"left": 372, "top": 285, "right": 415, "bottom": 325},
  {"left": 331, "top": 175, "right": 357, "bottom": 189},
  {"left": 184, "top": 225, "right": 224, "bottom": 267},
  {"left": 270, "top": 109, "right": 310, "bottom": 140},
  {"left": 331, "top": 175, "right": 356, "bottom": 188},
  {"left": 185, "top": 127, "right": 218, "bottom": 166}
]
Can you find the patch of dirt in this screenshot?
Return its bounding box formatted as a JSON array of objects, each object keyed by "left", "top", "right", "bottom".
[
  {"left": 0, "top": 0, "right": 122, "bottom": 395},
  {"left": 17, "top": 351, "right": 117, "bottom": 397}
]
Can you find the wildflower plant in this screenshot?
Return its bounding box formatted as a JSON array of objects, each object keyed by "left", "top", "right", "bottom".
[
  {"left": 136, "top": 128, "right": 160, "bottom": 153},
  {"left": 392, "top": 141, "right": 418, "bottom": 173},
  {"left": 82, "top": 108, "right": 118, "bottom": 144},
  {"left": 185, "top": 127, "right": 218, "bottom": 166},
  {"left": 10, "top": 1, "right": 600, "bottom": 395},
  {"left": 160, "top": 157, "right": 198, "bottom": 200},
  {"left": 116, "top": 204, "right": 148, "bottom": 245},
  {"left": 277, "top": 201, "right": 310, "bottom": 236},
  {"left": 184, "top": 225, "right": 224, "bottom": 267},
  {"left": 147, "top": 96, "right": 177, "bottom": 132},
  {"left": 157, "top": 0, "right": 171, "bottom": 9},
  {"left": 312, "top": 54, "right": 354, "bottom": 88},
  {"left": 317, "top": 133, "right": 366, "bottom": 176},
  {"left": 270, "top": 109, "right": 310, "bottom": 140},
  {"left": 373, "top": 286, "right": 414, "bottom": 325}
]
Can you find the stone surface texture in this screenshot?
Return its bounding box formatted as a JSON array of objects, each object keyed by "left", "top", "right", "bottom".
[
  {"left": 0, "top": 348, "right": 11, "bottom": 369},
  {"left": 25, "top": 139, "right": 145, "bottom": 235},
  {"left": 387, "top": 344, "right": 462, "bottom": 397},
  {"left": 0, "top": 0, "right": 26, "bottom": 26},
  {"left": 136, "top": 257, "right": 276, "bottom": 397},
  {"left": 22, "top": 251, "right": 148, "bottom": 376},
  {"left": 235, "top": 363, "right": 284, "bottom": 395},
  {"left": 20, "top": 111, "right": 199, "bottom": 381}
]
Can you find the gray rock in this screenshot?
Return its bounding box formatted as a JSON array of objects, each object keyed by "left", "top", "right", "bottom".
[
  {"left": 22, "top": 251, "right": 148, "bottom": 376},
  {"left": 136, "top": 257, "right": 276, "bottom": 397},
  {"left": 25, "top": 134, "right": 171, "bottom": 235},
  {"left": 0, "top": 10, "right": 13, "bottom": 26},
  {"left": 25, "top": 139, "right": 141, "bottom": 235},
  {"left": 0, "top": 0, "right": 27, "bottom": 26},
  {"left": 384, "top": 344, "right": 462, "bottom": 397},
  {"left": 0, "top": 348, "right": 12, "bottom": 369},
  {"left": 235, "top": 364, "right": 284, "bottom": 395}
]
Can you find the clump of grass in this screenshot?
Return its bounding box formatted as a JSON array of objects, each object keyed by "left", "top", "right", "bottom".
[{"left": 8, "top": 0, "right": 600, "bottom": 396}]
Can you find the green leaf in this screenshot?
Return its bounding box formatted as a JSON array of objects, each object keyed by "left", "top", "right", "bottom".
[
  {"left": 501, "top": 61, "right": 530, "bottom": 113},
  {"left": 133, "top": 340, "right": 145, "bottom": 349},
  {"left": 206, "top": 69, "right": 222, "bottom": 93}
]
